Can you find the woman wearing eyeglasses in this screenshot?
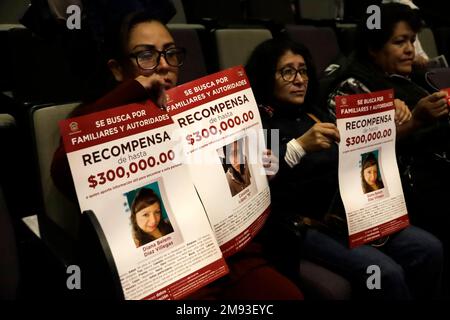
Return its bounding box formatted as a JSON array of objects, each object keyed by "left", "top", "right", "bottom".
[
  {"left": 51, "top": 10, "right": 304, "bottom": 301},
  {"left": 52, "top": 11, "right": 185, "bottom": 199},
  {"left": 246, "top": 37, "right": 443, "bottom": 299}
]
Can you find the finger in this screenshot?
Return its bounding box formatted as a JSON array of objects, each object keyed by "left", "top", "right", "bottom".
[
  {"left": 319, "top": 128, "right": 340, "bottom": 142},
  {"left": 156, "top": 88, "right": 167, "bottom": 110},
  {"left": 264, "top": 159, "right": 279, "bottom": 176},
  {"left": 316, "top": 122, "right": 338, "bottom": 130},
  {"left": 399, "top": 110, "right": 410, "bottom": 122},
  {"left": 319, "top": 140, "right": 332, "bottom": 149},
  {"left": 262, "top": 157, "right": 273, "bottom": 167},
  {"left": 316, "top": 125, "right": 338, "bottom": 135},
  {"left": 399, "top": 113, "right": 412, "bottom": 125},
  {"left": 436, "top": 109, "right": 450, "bottom": 118},
  {"left": 438, "top": 104, "right": 450, "bottom": 113},
  {"left": 429, "top": 91, "right": 447, "bottom": 102},
  {"left": 437, "top": 98, "right": 448, "bottom": 107}
]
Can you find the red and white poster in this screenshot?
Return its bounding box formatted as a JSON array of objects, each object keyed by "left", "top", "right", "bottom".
[
  {"left": 335, "top": 89, "right": 409, "bottom": 248},
  {"left": 443, "top": 87, "right": 450, "bottom": 106},
  {"left": 166, "top": 66, "right": 271, "bottom": 257},
  {"left": 59, "top": 101, "right": 228, "bottom": 300}
]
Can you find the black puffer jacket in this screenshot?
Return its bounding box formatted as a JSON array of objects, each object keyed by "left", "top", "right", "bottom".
[
  {"left": 261, "top": 104, "right": 340, "bottom": 222},
  {"left": 326, "top": 56, "right": 450, "bottom": 157}
]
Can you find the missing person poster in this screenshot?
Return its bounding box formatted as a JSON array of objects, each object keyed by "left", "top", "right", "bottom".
[
  {"left": 166, "top": 66, "right": 271, "bottom": 257},
  {"left": 59, "top": 101, "right": 228, "bottom": 300},
  {"left": 335, "top": 89, "right": 409, "bottom": 248}
]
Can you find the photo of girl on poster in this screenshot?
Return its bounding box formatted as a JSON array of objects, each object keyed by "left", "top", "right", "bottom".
[
  {"left": 361, "top": 151, "right": 385, "bottom": 194},
  {"left": 128, "top": 185, "right": 174, "bottom": 248}
]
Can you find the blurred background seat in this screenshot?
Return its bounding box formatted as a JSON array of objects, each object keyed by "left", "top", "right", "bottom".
[
  {"left": 30, "top": 103, "right": 80, "bottom": 264},
  {"left": 297, "top": 0, "right": 337, "bottom": 21},
  {"left": 284, "top": 25, "right": 341, "bottom": 78},
  {"left": 419, "top": 27, "right": 438, "bottom": 58},
  {"left": 168, "top": 24, "right": 208, "bottom": 84},
  {"left": 0, "top": 183, "right": 20, "bottom": 300},
  {"left": 214, "top": 28, "right": 272, "bottom": 70}
]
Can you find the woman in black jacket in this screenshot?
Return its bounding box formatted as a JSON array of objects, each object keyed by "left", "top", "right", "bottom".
[
  {"left": 326, "top": 3, "right": 450, "bottom": 295},
  {"left": 246, "top": 36, "right": 443, "bottom": 299}
]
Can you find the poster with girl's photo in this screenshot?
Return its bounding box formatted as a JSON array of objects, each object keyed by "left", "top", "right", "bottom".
[
  {"left": 167, "top": 66, "right": 271, "bottom": 257},
  {"left": 335, "top": 89, "right": 409, "bottom": 248},
  {"left": 60, "top": 101, "right": 227, "bottom": 300},
  {"left": 125, "top": 181, "right": 180, "bottom": 249}
]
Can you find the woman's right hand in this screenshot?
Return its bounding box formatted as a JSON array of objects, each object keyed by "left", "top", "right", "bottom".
[
  {"left": 412, "top": 91, "right": 449, "bottom": 125},
  {"left": 135, "top": 75, "right": 168, "bottom": 109},
  {"left": 413, "top": 55, "right": 429, "bottom": 69},
  {"left": 296, "top": 123, "right": 340, "bottom": 153}
]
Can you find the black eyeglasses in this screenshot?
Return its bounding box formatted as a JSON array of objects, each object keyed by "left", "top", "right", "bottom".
[
  {"left": 129, "top": 47, "right": 186, "bottom": 70},
  {"left": 278, "top": 66, "right": 309, "bottom": 82}
]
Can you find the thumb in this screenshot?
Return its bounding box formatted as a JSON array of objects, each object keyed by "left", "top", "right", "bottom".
[
  {"left": 429, "top": 91, "right": 447, "bottom": 102},
  {"left": 157, "top": 88, "right": 167, "bottom": 110}
]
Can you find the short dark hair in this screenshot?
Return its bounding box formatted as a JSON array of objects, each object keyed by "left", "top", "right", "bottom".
[
  {"left": 131, "top": 187, "right": 161, "bottom": 215},
  {"left": 245, "top": 37, "right": 318, "bottom": 108},
  {"left": 362, "top": 152, "right": 378, "bottom": 171},
  {"left": 81, "top": 10, "right": 170, "bottom": 104},
  {"left": 130, "top": 188, "right": 164, "bottom": 246},
  {"left": 355, "top": 3, "right": 423, "bottom": 60},
  {"left": 103, "top": 10, "right": 168, "bottom": 61}
]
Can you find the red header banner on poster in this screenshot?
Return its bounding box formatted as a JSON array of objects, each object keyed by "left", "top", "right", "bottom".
[
  {"left": 60, "top": 100, "right": 228, "bottom": 300},
  {"left": 167, "top": 66, "right": 271, "bottom": 257}
]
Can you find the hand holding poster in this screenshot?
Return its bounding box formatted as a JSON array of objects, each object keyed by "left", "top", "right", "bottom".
[
  {"left": 59, "top": 101, "right": 228, "bottom": 300},
  {"left": 443, "top": 88, "right": 450, "bottom": 106},
  {"left": 166, "top": 66, "right": 271, "bottom": 257},
  {"left": 335, "top": 89, "right": 409, "bottom": 248}
]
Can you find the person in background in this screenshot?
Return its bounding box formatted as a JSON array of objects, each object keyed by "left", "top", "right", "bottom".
[
  {"left": 246, "top": 36, "right": 443, "bottom": 299},
  {"left": 326, "top": 3, "right": 450, "bottom": 296},
  {"left": 382, "top": 0, "right": 429, "bottom": 66}
]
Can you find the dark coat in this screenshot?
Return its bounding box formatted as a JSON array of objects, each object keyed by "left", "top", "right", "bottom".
[{"left": 260, "top": 104, "right": 340, "bottom": 222}]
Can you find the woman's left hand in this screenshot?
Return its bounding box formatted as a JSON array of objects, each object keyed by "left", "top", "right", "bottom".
[
  {"left": 394, "top": 99, "right": 412, "bottom": 126},
  {"left": 262, "top": 149, "right": 279, "bottom": 179}
]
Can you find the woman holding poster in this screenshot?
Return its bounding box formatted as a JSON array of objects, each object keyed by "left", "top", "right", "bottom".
[
  {"left": 246, "top": 36, "right": 443, "bottom": 299},
  {"left": 51, "top": 10, "right": 304, "bottom": 300},
  {"left": 326, "top": 3, "right": 450, "bottom": 295}
]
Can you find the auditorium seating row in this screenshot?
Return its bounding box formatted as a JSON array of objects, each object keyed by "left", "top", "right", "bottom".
[
  {"left": 1, "top": 22, "right": 448, "bottom": 108},
  {"left": 172, "top": 0, "right": 383, "bottom": 27}
]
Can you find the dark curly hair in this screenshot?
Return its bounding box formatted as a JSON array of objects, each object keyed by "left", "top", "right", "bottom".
[
  {"left": 354, "top": 3, "right": 423, "bottom": 61},
  {"left": 82, "top": 10, "right": 170, "bottom": 104},
  {"left": 245, "top": 36, "right": 319, "bottom": 110}
]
